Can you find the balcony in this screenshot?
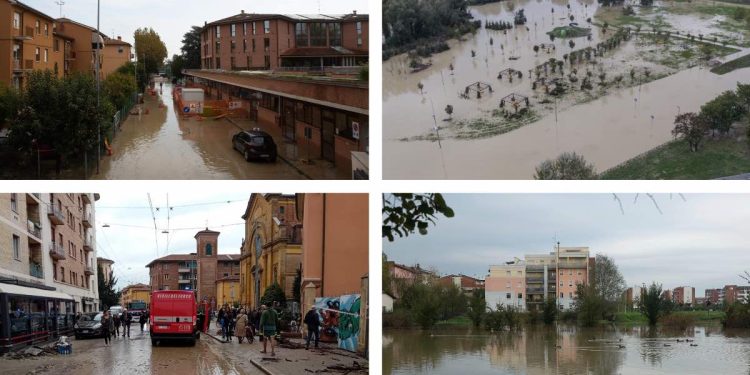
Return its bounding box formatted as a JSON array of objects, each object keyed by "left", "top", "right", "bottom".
[
  {"left": 81, "top": 193, "right": 91, "bottom": 204},
  {"left": 526, "top": 276, "right": 544, "bottom": 283},
  {"left": 178, "top": 279, "right": 191, "bottom": 284},
  {"left": 526, "top": 287, "right": 545, "bottom": 294},
  {"left": 83, "top": 237, "right": 94, "bottom": 252},
  {"left": 29, "top": 263, "right": 44, "bottom": 279},
  {"left": 47, "top": 206, "right": 64, "bottom": 225},
  {"left": 82, "top": 212, "right": 92, "bottom": 228},
  {"left": 26, "top": 193, "right": 41, "bottom": 205},
  {"left": 49, "top": 242, "right": 66, "bottom": 260},
  {"left": 178, "top": 268, "right": 191, "bottom": 273},
  {"left": 557, "top": 261, "right": 587, "bottom": 269},
  {"left": 84, "top": 265, "right": 94, "bottom": 276}
]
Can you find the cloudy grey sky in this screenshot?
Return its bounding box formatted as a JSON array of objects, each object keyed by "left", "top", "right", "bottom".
[
  {"left": 94, "top": 192, "right": 250, "bottom": 290},
  {"left": 24, "top": 0, "right": 369, "bottom": 58},
  {"left": 384, "top": 194, "right": 750, "bottom": 295}
]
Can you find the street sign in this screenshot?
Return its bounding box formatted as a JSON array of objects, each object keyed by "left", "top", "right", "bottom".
[{"left": 352, "top": 121, "right": 360, "bottom": 140}]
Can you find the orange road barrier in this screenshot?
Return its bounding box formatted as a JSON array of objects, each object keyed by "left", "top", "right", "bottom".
[{"left": 104, "top": 138, "right": 113, "bottom": 156}]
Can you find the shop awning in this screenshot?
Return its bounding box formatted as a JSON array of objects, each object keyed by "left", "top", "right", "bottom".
[{"left": 0, "top": 283, "right": 74, "bottom": 300}]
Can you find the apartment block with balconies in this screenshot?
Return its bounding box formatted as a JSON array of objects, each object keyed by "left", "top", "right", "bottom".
[
  {"left": 0, "top": 193, "right": 46, "bottom": 284},
  {"left": 486, "top": 259, "right": 527, "bottom": 311}
]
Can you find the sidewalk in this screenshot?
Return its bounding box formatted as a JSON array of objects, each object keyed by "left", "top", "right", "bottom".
[
  {"left": 204, "top": 321, "right": 367, "bottom": 375},
  {"left": 225, "top": 117, "right": 350, "bottom": 180}
]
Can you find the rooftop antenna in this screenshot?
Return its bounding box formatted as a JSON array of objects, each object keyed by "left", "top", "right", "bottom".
[
  {"left": 55, "top": 0, "right": 65, "bottom": 18},
  {"left": 318, "top": 0, "right": 320, "bottom": 13}
]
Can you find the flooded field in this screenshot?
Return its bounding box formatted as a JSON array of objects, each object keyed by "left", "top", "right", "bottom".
[
  {"left": 93, "top": 83, "right": 301, "bottom": 180},
  {"left": 383, "top": 0, "right": 750, "bottom": 179},
  {"left": 384, "top": 325, "right": 750, "bottom": 375}
]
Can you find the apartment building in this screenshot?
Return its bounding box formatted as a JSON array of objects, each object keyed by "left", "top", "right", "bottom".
[
  {"left": 96, "top": 256, "right": 114, "bottom": 284},
  {"left": 723, "top": 285, "right": 750, "bottom": 305},
  {"left": 438, "top": 274, "right": 485, "bottom": 293},
  {"left": 55, "top": 18, "right": 132, "bottom": 79},
  {"left": 239, "top": 194, "right": 302, "bottom": 309},
  {"left": 624, "top": 286, "right": 644, "bottom": 310},
  {"left": 120, "top": 283, "right": 150, "bottom": 307},
  {"left": 200, "top": 11, "right": 368, "bottom": 71},
  {"left": 0, "top": 192, "right": 99, "bottom": 352},
  {"left": 672, "top": 286, "right": 696, "bottom": 306},
  {"left": 486, "top": 246, "right": 592, "bottom": 311},
  {"left": 705, "top": 288, "right": 723, "bottom": 305},
  {"left": 146, "top": 229, "right": 240, "bottom": 309},
  {"left": 0, "top": 0, "right": 60, "bottom": 88}
]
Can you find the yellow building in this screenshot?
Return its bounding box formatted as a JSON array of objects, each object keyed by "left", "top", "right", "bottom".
[
  {"left": 240, "top": 194, "right": 302, "bottom": 309},
  {"left": 216, "top": 276, "right": 240, "bottom": 307},
  {"left": 120, "top": 283, "right": 151, "bottom": 307}
]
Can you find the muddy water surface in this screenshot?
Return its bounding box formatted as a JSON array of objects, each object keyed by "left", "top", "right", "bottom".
[
  {"left": 383, "top": 0, "right": 750, "bottom": 179},
  {"left": 384, "top": 325, "right": 750, "bottom": 375}
]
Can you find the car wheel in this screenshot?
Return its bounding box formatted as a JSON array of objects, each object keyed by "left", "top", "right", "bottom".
[
  {"left": 188, "top": 338, "right": 196, "bottom": 346},
  {"left": 151, "top": 338, "right": 158, "bottom": 346},
  {"left": 269, "top": 154, "right": 277, "bottom": 163},
  {"left": 244, "top": 150, "right": 250, "bottom": 161},
  {"left": 75, "top": 335, "right": 80, "bottom": 340}
]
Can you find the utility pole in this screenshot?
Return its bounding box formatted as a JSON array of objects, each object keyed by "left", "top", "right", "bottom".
[
  {"left": 55, "top": 1, "right": 65, "bottom": 18},
  {"left": 95, "top": 0, "right": 101, "bottom": 174}
]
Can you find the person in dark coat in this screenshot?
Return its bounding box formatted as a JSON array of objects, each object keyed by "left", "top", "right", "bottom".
[
  {"left": 113, "top": 312, "right": 121, "bottom": 337},
  {"left": 303, "top": 307, "right": 321, "bottom": 350},
  {"left": 102, "top": 311, "right": 114, "bottom": 347},
  {"left": 121, "top": 309, "right": 132, "bottom": 338}
]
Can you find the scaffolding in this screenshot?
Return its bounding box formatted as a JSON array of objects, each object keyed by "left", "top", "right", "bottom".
[{"left": 461, "top": 81, "right": 494, "bottom": 99}]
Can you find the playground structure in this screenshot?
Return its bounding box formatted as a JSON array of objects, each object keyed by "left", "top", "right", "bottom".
[
  {"left": 461, "top": 81, "right": 494, "bottom": 99},
  {"left": 498, "top": 93, "right": 530, "bottom": 114},
  {"left": 497, "top": 68, "right": 523, "bottom": 83}
]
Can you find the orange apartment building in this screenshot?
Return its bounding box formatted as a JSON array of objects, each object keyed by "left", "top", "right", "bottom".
[
  {"left": 146, "top": 229, "right": 240, "bottom": 309},
  {"left": 0, "top": 1, "right": 131, "bottom": 90}
]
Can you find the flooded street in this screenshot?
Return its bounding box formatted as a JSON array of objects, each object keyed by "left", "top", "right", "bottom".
[
  {"left": 0, "top": 332, "right": 259, "bottom": 375},
  {"left": 384, "top": 325, "right": 750, "bottom": 375},
  {"left": 383, "top": 0, "right": 750, "bottom": 179},
  {"left": 94, "top": 83, "right": 302, "bottom": 180}
]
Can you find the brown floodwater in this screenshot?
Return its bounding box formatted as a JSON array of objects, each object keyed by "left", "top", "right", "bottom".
[
  {"left": 93, "top": 83, "right": 300, "bottom": 180},
  {"left": 383, "top": 0, "right": 750, "bottom": 179},
  {"left": 384, "top": 325, "right": 750, "bottom": 375}
]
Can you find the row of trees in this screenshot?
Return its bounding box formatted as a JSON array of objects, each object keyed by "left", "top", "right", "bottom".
[
  {"left": 166, "top": 26, "right": 202, "bottom": 80},
  {"left": 133, "top": 28, "right": 168, "bottom": 88},
  {"left": 672, "top": 83, "right": 750, "bottom": 152}
]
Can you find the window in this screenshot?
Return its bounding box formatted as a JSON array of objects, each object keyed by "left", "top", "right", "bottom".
[
  {"left": 243, "top": 39, "right": 246, "bottom": 52},
  {"left": 264, "top": 20, "right": 271, "bottom": 34},
  {"left": 13, "top": 12, "right": 20, "bottom": 29},
  {"left": 279, "top": 206, "right": 285, "bottom": 214},
  {"left": 44, "top": 23, "right": 48, "bottom": 36},
  {"left": 35, "top": 48, "right": 40, "bottom": 62},
  {"left": 231, "top": 56, "right": 235, "bottom": 68},
  {"left": 118, "top": 46, "right": 123, "bottom": 53},
  {"left": 205, "top": 243, "right": 213, "bottom": 255},
  {"left": 12, "top": 235, "right": 20, "bottom": 260},
  {"left": 252, "top": 39, "right": 256, "bottom": 52},
  {"left": 263, "top": 38, "right": 270, "bottom": 53},
  {"left": 518, "top": 293, "right": 523, "bottom": 299},
  {"left": 215, "top": 25, "right": 221, "bottom": 38},
  {"left": 231, "top": 24, "right": 236, "bottom": 37},
  {"left": 560, "top": 292, "right": 563, "bottom": 298},
  {"left": 243, "top": 22, "right": 247, "bottom": 36},
  {"left": 252, "top": 22, "right": 256, "bottom": 35},
  {"left": 35, "top": 20, "right": 40, "bottom": 34},
  {"left": 61, "top": 267, "right": 65, "bottom": 282},
  {"left": 10, "top": 193, "right": 17, "bottom": 212},
  {"left": 44, "top": 49, "right": 48, "bottom": 63},
  {"left": 506, "top": 293, "right": 511, "bottom": 299},
  {"left": 569, "top": 292, "right": 573, "bottom": 298},
  {"left": 259, "top": 93, "right": 278, "bottom": 111},
  {"left": 295, "top": 23, "right": 308, "bottom": 47},
  {"left": 356, "top": 22, "right": 363, "bottom": 47},
  {"left": 54, "top": 38, "right": 60, "bottom": 52},
  {"left": 329, "top": 23, "right": 341, "bottom": 46},
  {"left": 224, "top": 273, "right": 229, "bottom": 277},
  {"left": 309, "top": 23, "right": 326, "bottom": 46},
  {"left": 215, "top": 41, "right": 220, "bottom": 53},
  {"left": 231, "top": 40, "right": 236, "bottom": 51},
  {"left": 164, "top": 274, "right": 169, "bottom": 280}
]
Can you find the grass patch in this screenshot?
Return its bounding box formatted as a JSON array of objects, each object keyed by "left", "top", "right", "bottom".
[
  {"left": 547, "top": 26, "right": 592, "bottom": 38},
  {"left": 601, "top": 134, "right": 750, "bottom": 179},
  {"left": 435, "top": 315, "right": 472, "bottom": 326},
  {"left": 712, "top": 53, "right": 750, "bottom": 74},
  {"left": 453, "top": 110, "right": 540, "bottom": 140}
]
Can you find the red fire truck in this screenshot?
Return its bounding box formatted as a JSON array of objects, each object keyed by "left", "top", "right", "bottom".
[{"left": 149, "top": 290, "right": 199, "bottom": 346}]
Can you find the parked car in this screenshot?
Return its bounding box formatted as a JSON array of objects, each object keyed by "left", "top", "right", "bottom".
[
  {"left": 74, "top": 312, "right": 105, "bottom": 339},
  {"left": 232, "top": 130, "right": 277, "bottom": 162}
]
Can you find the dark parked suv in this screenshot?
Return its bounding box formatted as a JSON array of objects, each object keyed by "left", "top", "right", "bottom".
[
  {"left": 232, "top": 130, "right": 277, "bottom": 162},
  {"left": 74, "top": 312, "right": 105, "bottom": 339}
]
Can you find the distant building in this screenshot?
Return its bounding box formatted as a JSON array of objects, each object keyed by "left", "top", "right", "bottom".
[
  {"left": 661, "top": 289, "right": 672, "bottom": 301},
  {"left": 96, "top": 257, "right": 114, "bottom": 284},
  {"left": 705, "top": 288, "right": 723, "bottom": 305},
  {"left": 145, "top": 229, "right": 240, "bottom": 310},
  {"left": 438, "top": 274, "right": 484, "bottom": 293},
  {"left": 624, "top": 286, "right": 644, "bottom": 310},
  {"left": 724, "top": 285, "right": 750, "bottom": 305},
  {"left": 386, "top": 262, "right": 436, "bottom": 283},
  {"left": 120, "top": 283, "right": 150, "bottom": 308},
  {"left": 486, "top": 246, "right": 593, "bottom": 312},
  {"left": 672, "top": 286, "right": 695, "bottom": 306},
  {"left": 383, "top": 292, "right": 395, "bottom": 312},
  {"left": 55, "top": 17, "right": 132, "bottom": 80}
]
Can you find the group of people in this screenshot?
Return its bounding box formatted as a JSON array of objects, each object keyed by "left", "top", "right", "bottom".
[{"left": 100, "top": 308, "right": 149, "bottom": 346}]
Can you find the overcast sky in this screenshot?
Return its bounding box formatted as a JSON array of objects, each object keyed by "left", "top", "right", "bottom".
[
  {"left": 24, "top": 0, "right": 369, "bottom": 58},
  {"left": 94, "top": 192, "right": 250, "bottom": 290},
  {"left": 384, "top": 194, "right": 750, "bottom": 295}
]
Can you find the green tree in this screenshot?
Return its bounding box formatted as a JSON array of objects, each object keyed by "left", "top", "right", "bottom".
[
  {"left": 736, "top": 83, "right": 750, "bottom": 112},
  {"left": 534, "top": 152, "right": 597, "bottom": 180},
  {"left": 672, "top": 112, "right": 708, "bottom": 152},
  {"left": 383, "top": 254, "right": 393, "bottom": 294},
  {"left": 700, "top": 90, "right": 745, "bottom": 135},
  {"left": 134, "top": 28, "right": 168, "bottom": 87},
  {"left": 0, "top": 85, "right": 20, "bottom": 125},
  {"left": 103, "top": 71, "right": 137, "bottom": 110},
  {"left": 382, "top": 193, "right": 455, "bottom": 242},
  {"left": 467, "top": 288, "right": 486, "bottom": 328},
  {"left": 574, "top": 283, "right": 604, "bottom": 327},
  {"left": 168, "top": 54, "right": 186, "bottom": 79},
  {"left": 640, "top": 282, "right": 668, "bottom": 325},
  {"left": 438, "top": 284, "right": 467, "bottom": 320},
  {"left": 398, "top": 281, "right": 441, "bottom": 329},
  {"left": 181, "top": 26, "right": 203, "bottom": 69},
  {"left": 542, "top": 297, "right": 558, "bottom": 325},
  {"left": 593, "top": 254, "right": 626, "bottom": 316},
  {"left": 97, "top": 266, "right": 121, "bottom": 309},
  {"left": 260, "top": 283, "right": 287, "bottom": 308}
]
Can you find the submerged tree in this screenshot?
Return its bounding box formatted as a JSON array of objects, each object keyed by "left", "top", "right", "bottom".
[
  {"left": 467, "top": 289, "right": 486, "bottom": 328},
  {"left": 640, "top": 282, "right": 669, "bottom": 325},
  {"left": 672, "top": 112, "right": 708, "bottom": 152}
]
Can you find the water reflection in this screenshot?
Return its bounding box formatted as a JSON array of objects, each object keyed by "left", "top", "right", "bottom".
[{"left": 384, "top": 325, "right": 750, "bottom": 374}]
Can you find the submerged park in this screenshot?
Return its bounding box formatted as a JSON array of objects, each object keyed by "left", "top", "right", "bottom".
[{"left": 383, "top": 0, "right": 750, "bottom": 179}]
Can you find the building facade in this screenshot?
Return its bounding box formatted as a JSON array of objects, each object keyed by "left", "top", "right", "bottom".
[
  {"left": 672, "top": 286, "right": 695, "bottom": 306},
  {"left": 0, "top": 0, "right": 58, "bottom": 88},
  {"left": 120, "top": 283, "right": 151, "bottom": 308},
  {"left": 54, "top": 18, "right": 132, "bottom": 80},
  {"left": 438, "top": 274, "right": 485, "bottom": 293},
  {"left": 624, "top": 286, "right": 644, "bottom": 310},
  {"left": 486, "top": 246, "right": 592, "bottom": 312},
  {"left": 239, "top": 193, "right": 302, "bottom": 309},
  {"left": 96, "top": 256, "right": 114, "bottom": 284},
  {"left": 145, "top": 229, "right": 240, "bottom": 309},
  {"left": 216, "top": 276, "right": 240, "bottom": 307},
  {"left": 0, "top": 192, "right": 99, "bottom": 352}
]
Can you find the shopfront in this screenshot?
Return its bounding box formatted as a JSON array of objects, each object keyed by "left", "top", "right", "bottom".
[{"left": 0, "top": 282, "right": 75, "bottom": 353}]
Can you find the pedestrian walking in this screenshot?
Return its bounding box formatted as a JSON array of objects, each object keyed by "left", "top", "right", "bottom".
[
  {"left": 121, "top": 309, "right": 132, "bottom": 338},
  {"left": 218, "top": 307, "right": 228, "bottom": 340},
  {"left": 139, "top": 312, "right": 147, "bottom": 332},
  {"left": 226, "top": 310, "right": 236, "bottom": 342},
  {"left": 102, "top": 311, "right": 114, "bottom": 347},
  {"left": 303, "top": 307, "right": 320, "bottom": 350},
  {"left": 235, "top": 309, "right": 249, "bottom": 344},
  {"left": 259, "top": 303, "right": 278, "bottom": 356},
  {"left": 113, "top": 313, "right": 121, "bottom": 337}
]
